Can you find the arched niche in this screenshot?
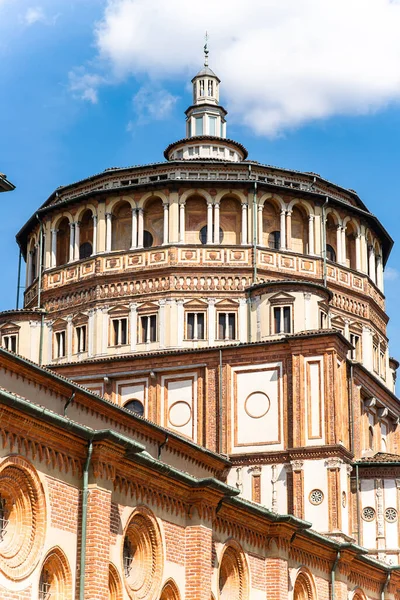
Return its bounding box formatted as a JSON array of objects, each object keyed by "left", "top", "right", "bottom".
[
  {"left": 345, "top": 220, "right": 358, "bottom": 270},
  {"left": 79, "top": 209, "right": 94, "bottom": 259},
  {"left": 112, "top": 200, "right": 132, "bottom": 251},
  {"left": 293, "top": 568, "right": 316, "bottom": 600},
  {"left": 56, "top": 217, "right": 70, "bottom": 267},
  {"left": 291, "top": 205, "right": 308, "bottom": 254},
  {"left": 185, "top": 195, "right": 208, "bottom": 244},
  {"left": 326, "top": 212, "right": 338, "bottom": 262},
  {"left": 219, "top": 196, "right": 241, "bottom": 245},
  {"left": 218, "top": 541, "right": 249, "bottom": 600},
  {"left": 143, "top": 197, "right": 164, "bottom": 247},
  {"left": 39, "top": 547, "right": 72, "bottom": 599},
  {"left": 262, "top": 200, "right": 281, "bottom": 248},
  {"left": 109, "top": 562, "right": 123, "bottom": 600},
  {"left": 160, "top": 578, "right": 181, "bottom": 600}
]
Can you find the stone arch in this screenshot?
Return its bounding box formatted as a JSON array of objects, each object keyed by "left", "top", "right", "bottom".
[
  {"left": 342, "top": 215, "right": 360, "bottom": 235},
  {"left": 185, "top": 194, "right": 208, "bottom": 244},
  {"left": 350, "top": 588, "right": 368, "bottom": 600},
  {"left": 109, "top": 562, "right": 123, "bottom": 600},
  {"left": 39, "top": 546, "right": 73, "bottom": 599},
  {"left": 326, "top": 212, "right": 339, "bottom": 262},
  {"left": 290, "top": 204, "right": 309, "bottom": 254},
  {"left": 325, "top": 207, "right": 342, "bottom": 226},
  {"left": 219, "top": 195, "right": 242, "bottom": 244},
  {"left": 180, "top": 188, "right": 213, "bottom": 204},
  {"left": 138, "top": 191, "right": 169, "bottom": 208},
  {"left": 293, "top": 567, "right": 317, "bottom": 600},
  {"left": 55, "top": 216, "right": 71, "bottom": 267},
  {"left": 218, "top": 540, "right": 249, "bottom": 600},
  {"left": 259, "top": 193, "right": 286, "bottom": 211},
  {"left": 215, "top": 190, "right": 247, "bottom": 204},
  {"left": 0, "top": 455, "right": 46, "bottom": 580},
  {"left": 78, "top": 208, "right": 95, "bottom": 259},
  {"left": 111, "top": 200, "right": 132, "bottom": 252},
  {"left": 160, "top": 578, "right": 181, "bottom": 600},
  {"left": 344, "top": 220, "right": 358, "bottom": 270},
  {"left": 107, "top": 195, "right": 136, "bottom": 213},
  {"left": 122, "top": 506, "right": 164, "bottom": 600},
  {"left": 52, "top": 211, "right": 74, "bottom": 230},
  {"left": 75, "top": 202, "right": 97, "bottom": 222},
  {"left": 143, "top": 196, "right": 164, "bottom": 248},
  {"left": 287, "top": 198, "right": 314, "bottom": 216}
]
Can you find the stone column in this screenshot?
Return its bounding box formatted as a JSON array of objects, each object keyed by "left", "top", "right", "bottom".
[
  {"left": 336, "top": 225, "right": 342, "bottom": 264},
  {"left": 376, "top": 255, "right": 384, "bottom": 292},
  {"left": 257, "top": 204, "right": 263, "bottom": 245},
  {"left": 341, "top": 226, "right": 347, "bottom": 265},
  {"left": 66, "top": 315, "right": 73, "bottom": 361},
  {"left": 241, "top": 203, "right": 248, "bottom": 245},
  {"left": 92, "top": 215, "right": 97, "bottom": 256},
  {"left": 162, "top": 203, "right": 169, "bottom": 245},
  {"left": 74, "top": 221, "right": 80, "bottom": 261},
  {"left": 69, "top": 222, "right": 75, "bottom": 262},
  {"left": 129, "top": 303, "right": 137, "bottom": 352},
  {"left": 47, "top": 321, "right": 53, "bottom": 363},
  {"left": 130, "top": 208, "right": 137, "bottom": 250},
  {"left": 179, "top": 202, "right": 185, "bottom": 244},
  {"left": 355, "top": 234, "right": 361, "bottom": 271},
  {"left": 105, "top": 213, "right": 112, "bottom": 253},
  {"left": 368, "top": 246, "right": 376, "bottom": 283},
  {"left": 88, "top": 309, "right": 94, "bottom": 358},
  {"left": 159, "top": 299, "right": 166, "bottom": 348},
  {"left": 280, "top": 210, "right": 286, "bottom": 250},
  {"left": 286, "top": 211, "right": 292, "bottom": 250},
  {"left": 207, "top": 202, "right": 213, "bottom": 244},
  {"left": 51, "top": 229, "right": 57, "bottom": 268},
  {"left": 238, "top": 297, "right": 247, "bottom": 343},
  {"left": 26, "top": 251, "right": 33, "bottom": 287},
  {"left": 362, "top": 326, "right": 373, "bottom": 371},
  {"left": 137, "top": 208, "right": 144, "bottom": 248},
  {"left": 101, "top": 306, "right": 109, "bottom": 355},
  {"left": 308, "top": 215, "right": 315, "bottom": 254},
  {"left": 289, "top": 460, "right": 304, "bottom": 519},
  {"left": 207, "top": 298, "right": 216, "bottom": 345},
  {"left": 177, "top": 300, "right": 184, "bottom": 346},
  {"left": 304, "top": 292, "right": 311, "bottom": 330},
  {"left": 360, "top": 230, "right": 368, "bottom": 273},
  {"left": 213, "top": 202, "right": 220, "bottom": 244}
]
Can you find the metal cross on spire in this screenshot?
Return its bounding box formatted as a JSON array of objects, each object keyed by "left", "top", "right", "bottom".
[{"left": 204, "top": 31, "right": 209, "bottom": 67}]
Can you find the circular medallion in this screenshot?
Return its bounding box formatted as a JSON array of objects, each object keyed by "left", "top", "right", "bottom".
[
  {"left": 309, "top": 489, "right": 324, "bottom": 505},
  {"left": 385, "top": 507, "right": 397, "bottom": 523},
  {"left": 362, "top": 506, "right": 376, "bottom": 521},
  {"left": 168, "top": 401, "right": 192, "bottom": 427},
  {"left": 244, "top": 392, "right": 270, "bottom": 419}
]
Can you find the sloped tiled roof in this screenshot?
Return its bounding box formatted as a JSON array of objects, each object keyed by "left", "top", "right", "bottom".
[{"left": 360, "top": 452, "right": 400, "bottom": 463}]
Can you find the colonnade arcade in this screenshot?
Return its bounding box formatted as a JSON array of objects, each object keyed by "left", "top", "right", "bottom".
[{"left": 26, "top": 192, "right": 384, "bottom": 292}]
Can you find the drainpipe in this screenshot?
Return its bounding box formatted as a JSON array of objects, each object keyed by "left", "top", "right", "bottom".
[
  {"left": 322, "top": 197, "right": 329, "bottom": 287},
  {"left": 331, "top": 550, "right": 340, "bottom": 600},
  {"left": 381, "top": 571, "right": 390, "bottom": 600},
  {"left": 15, "top": 249, "right": 22, "bottom": 310},
  {"left": 253, "top": 180, "right": 258, "bottom": 284},
  {"left": 219, "top": 349, "right": 223, "bottom": 454},
  {"left": 79, "top": 439, "right": 93, "bottom": 600},
  {"left": 356, "top": 463, "right": 361, "bottom": 545}
]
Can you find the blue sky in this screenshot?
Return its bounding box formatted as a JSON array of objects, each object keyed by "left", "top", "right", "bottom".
[{"left": 1, "top": 0, "right": 400, "bottom": 358}]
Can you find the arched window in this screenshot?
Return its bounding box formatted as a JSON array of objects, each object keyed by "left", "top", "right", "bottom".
[
  {"left": 56, "top": 217, "right": 70, "bottom": 267},
  {"left": 143, "top": 231, "right": 154, "bottom": 248},
  {"left": 293, "top": 570, "right": 316, "bottom": 600},
  {"left": 124, "top": 399, "right": 144, "bottom": 417},
  {"left": 268, "top": 231, "right": 280, "bottom": 250},
  {"left": 369, "top": 425, "right": 374, "bottom": 450},
  {"left": 219, "top": 542, "right": 249, "bottom": 600},
  {"left": 199, "top": 226, "right": 223, "bottom": 244},
  {"left": 79, "top": 241, "right": 92, "bottom": 259},
  {"left": 39, "top": 548, "right": 72, "bottom": 600},
  {"left": 326, "top": 244, "right": 336, "bottom": 262}
]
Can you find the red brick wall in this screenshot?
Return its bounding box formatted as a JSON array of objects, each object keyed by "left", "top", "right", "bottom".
[
  {"left": 0, "top": 586, "right": 32, "bottom": 598},
  {"left": 165, "top": 521, "right": 185, "bottom": 565},
  {"left": 84, "top": 485, "right": 112, "bottom": 600},
  {"left": 185, "top": 524, "right": 212, "bottom": 600},
  {"left": 110, "top": 501, "right": 123, "bottom": 544},
  {"left": 46, "top": 476, "right": 79, "bottom": 533},
  {"left": 266, "top": 557, "right": 288, "bottom": 600},
  {"left": 248, "top": 553, "right": 266, "bottom": 591}
]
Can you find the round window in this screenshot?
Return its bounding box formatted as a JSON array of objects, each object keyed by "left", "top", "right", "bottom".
[
  {"left": 362, "top": 506, "right": 376, "bottom": 521},
  {"left": 385, "top": 507, "right": 398, "bottom": 523},
  {"left": 124, "top": 399, "right": 144, "bottom": 417},
  {"left": 309, "top": 489, "right": 324, "bottom": 505}
]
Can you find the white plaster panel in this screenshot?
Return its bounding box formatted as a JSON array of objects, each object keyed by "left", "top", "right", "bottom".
[
  {"left": 361, "top": 479, "right": 377, "bottom": 549},
  {"left": 384, "top": 479, "right": 398, "bottom": 549},
  {"left": 340, "top": 464, "right": 350, "bottom": 536},
  {"left": 304, "top": 356, "right": 325, "bottom": 445},
  {"left": 117, "top": 378, "right": 148, "bottom": 416},
  {"left": 303, "top": 460, "right": 329, "bottom": 531},
  {"left": 161, "top": 373, "right": 197, "bottom": 440},
  {"left": 231, "top": 362, "right": 283, "bottom": 453}
]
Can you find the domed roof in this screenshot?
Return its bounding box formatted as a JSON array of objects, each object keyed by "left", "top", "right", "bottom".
[{"left": 192, "top": 65, "right": 220, "bottom": 82}]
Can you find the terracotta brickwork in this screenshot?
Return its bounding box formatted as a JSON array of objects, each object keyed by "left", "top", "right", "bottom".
[
  {"left": 266, "top": 557, "right": 289, "bottom": 600},
  {"left": 164, "top": 520, "right": 185, "bottom": 565},
  {"left": 0, "top": 585, "right": 32, "bottom": 598},
  {"left": 46, "top": 476, "right": 79, "bottom": 533},
  {"left": 248, "top": 552, "right": 266, "bottom": 591},
  {"left": 185, "top": 524, "right": 212, "bottom": 600},
  {"left": 85, "top": 485, "right": 112, "bottom": 600}
]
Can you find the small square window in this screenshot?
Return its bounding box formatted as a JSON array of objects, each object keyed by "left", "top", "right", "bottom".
[
  {"left": 140, "top": 314, "right": 157, "bottom": 343},
  {"left": 75, "top": 325, "right": 87, "bottom": 353},
  {"left": 2, "top": 334, "right": 17, "bottom": 353},
  {"left": 217, "top": 312, "right": 236, "bottom": 340},
  {"left": 273, "top": 306, "right": 292, "bottom": 334},
  {"left": 111, "top": 318, "right": 128, "bottom": 346},
  {"left": 186, "top": 312, "right": 205, "bottom": 340}
]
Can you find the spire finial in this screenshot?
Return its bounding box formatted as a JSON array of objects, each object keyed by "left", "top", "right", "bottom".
[{"left": 204, "top": 31, "right": 209, "bottom": 67}]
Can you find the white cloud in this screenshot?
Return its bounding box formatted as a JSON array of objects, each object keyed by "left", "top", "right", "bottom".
[
  {"left": 91, "top": 0, "right": 400, "bottom": 136},
  {"left": 68, "top": 69, "right": 106, "bottom": 104},
  {"left": 385, "top": 267, "right": 399, "bottom": 282},
  {"left": 23, "top": 6, "right": 58, "bottom": 26},
  {"left": 131, "top": 86, "right": 178, "bottom": 126}
]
